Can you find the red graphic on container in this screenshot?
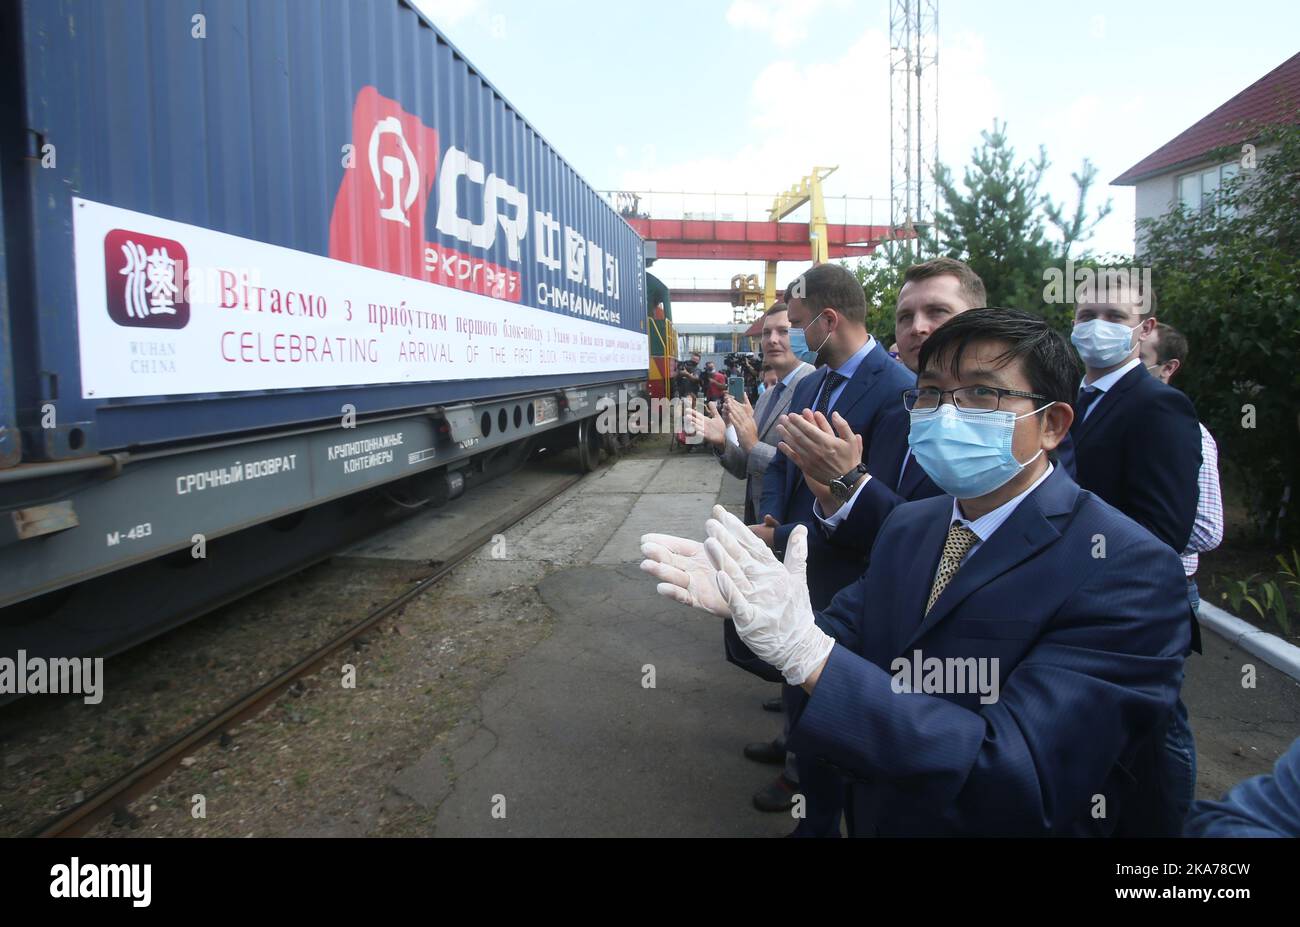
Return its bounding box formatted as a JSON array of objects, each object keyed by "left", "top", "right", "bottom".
[
  {"left": 103, "top": 228, "right": 190, "bottom": 329},
  {"left": 329, "top": 86, "right": 520, "bottom": 302}
]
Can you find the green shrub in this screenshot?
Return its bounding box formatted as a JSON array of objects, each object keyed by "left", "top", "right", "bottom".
[{"left": 1138, "top": 120, "right": 1300, "bottom": 542}]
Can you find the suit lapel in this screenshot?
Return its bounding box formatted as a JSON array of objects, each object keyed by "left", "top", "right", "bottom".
[
  {"left": 829, "top": 346, "right": 885, "bottom": 422},
  {"left": 1073, "top": 364, "right": 1144, "bottom": 442},
  {"left": 897, "top": 449, "right": 928, "bottom": 498},
  {"left": 757, "top": 370, "right": 801, "bottom": 441},
  {"left": 753, "top": 387, "right": 779, "bottom": 441},
  {"left": 893, "top": 508, "right": 952, "bottom": 653},
  {"left": 901, "top": 468, "right": 1078, "bottom": 650}
]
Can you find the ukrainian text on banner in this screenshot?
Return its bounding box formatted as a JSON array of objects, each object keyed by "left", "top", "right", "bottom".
[{"left": 72, "top": 198, "right": 648, "bottom": 399}]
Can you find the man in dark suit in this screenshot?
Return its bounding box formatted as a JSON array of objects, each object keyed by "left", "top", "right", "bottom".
[
  {"left": 775, "top": 257, "right": 987, "bottom": 557},
  {"left": 755, "top": 258, "right": 979, "bottom": 830},
  {"left": 1069, "top": 286, "right": 1201, "bottom": 558},
  {"left": 642, "top": 309, "right": 1191, "bottom": 835},
  {"left": 749, "top": 263, "right": 914, "bottom": 834},
  {"left": 1068, "top": 281, "right": 1203, "bottom": 833},
  {"left": 781, "top": 256, "right": 1075, "bottom": 550},
  {"left": 753, "top": 264, "right": 915, "bottom": 604}
]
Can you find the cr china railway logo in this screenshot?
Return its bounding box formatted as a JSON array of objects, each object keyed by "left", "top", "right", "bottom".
[
  {"left": 329, "top": 85, "right": 439, "bottom": 280},
  {"left": 329, "top": 85, "right": 522, "bottom": 302},
  {"left": 102, "top": 228, "right": 190, "bottom": 329}
]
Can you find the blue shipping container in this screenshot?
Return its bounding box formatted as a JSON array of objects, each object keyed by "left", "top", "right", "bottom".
[{"left": 0, "top": 0, "right": 647, "bottom": 466}]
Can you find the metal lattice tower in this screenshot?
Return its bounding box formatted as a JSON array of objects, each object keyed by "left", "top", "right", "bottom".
[{"left": 889, "top": 0, "right": 939, "bottom": 259}]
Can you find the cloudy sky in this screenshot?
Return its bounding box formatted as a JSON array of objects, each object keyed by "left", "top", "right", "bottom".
[{"left": 414, "top": 0, "right": 1299, "bottom": 322}]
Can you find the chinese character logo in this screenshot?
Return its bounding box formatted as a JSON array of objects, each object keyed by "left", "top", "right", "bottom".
[
  {"left": 369, "top": 116, "right": 420, "bottom": 227},
  {"left": 103, "top": 228, "right": 190, "bottom": 328}
]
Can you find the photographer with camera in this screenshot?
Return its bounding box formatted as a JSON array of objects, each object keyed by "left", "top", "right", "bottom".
[{"left": 674, "top": 351, "right": 703, "bottom": 404}]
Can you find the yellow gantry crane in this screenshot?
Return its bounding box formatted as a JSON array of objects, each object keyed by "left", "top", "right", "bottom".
[{"left": 764, "top": 166, "right": 838, "bottom": 307}]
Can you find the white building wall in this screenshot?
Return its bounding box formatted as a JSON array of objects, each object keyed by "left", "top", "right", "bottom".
[{"left": 1131, "top": 144, "right": 1277, "bottom": 254}]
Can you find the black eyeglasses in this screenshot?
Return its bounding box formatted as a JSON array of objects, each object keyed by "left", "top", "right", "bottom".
[{"left": 902, "top": 385, "right": 1048, "bottom": 414}]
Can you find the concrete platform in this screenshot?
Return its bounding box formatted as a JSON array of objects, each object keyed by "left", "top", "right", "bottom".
[
  {"left": 429, "top": 562, "right": 792, "bottom": 837},
  {"left": 389, "top": 446, "right": 790, "bottom": 836},
  {"left": 377, "top": 440, "right": 1297, "bottom": 836}
]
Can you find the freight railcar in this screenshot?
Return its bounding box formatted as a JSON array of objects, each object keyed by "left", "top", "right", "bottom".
[{"left": 0, "top": 0, "right": 649, "bottom": 661}]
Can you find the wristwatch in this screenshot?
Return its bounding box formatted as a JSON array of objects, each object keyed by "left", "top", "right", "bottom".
[{"left": 829, "top": 463, "right": 870, "bottom": 503}]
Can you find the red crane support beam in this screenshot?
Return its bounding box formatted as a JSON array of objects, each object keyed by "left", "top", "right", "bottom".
[
  {"left": 651, "top": 242, "right": 877, "bottom": 260},
  {"left": 623, "top": 218, "right": 895, "bottom": 261},
  {"left": 670, "top": 289, "right": 739, "bottom": 303}
]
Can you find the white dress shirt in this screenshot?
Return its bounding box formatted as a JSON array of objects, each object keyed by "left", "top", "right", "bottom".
[
  {"left": 949, "top": 464, "right": 1055, "bottom": 564},
  {"left": 810, "top": 336, "right": 876, "bottom": 413},
  {"left": 1079, "top": 357, "right": 1142, "bottom": 421}
]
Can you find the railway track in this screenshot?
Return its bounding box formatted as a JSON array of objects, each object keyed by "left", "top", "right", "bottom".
[{"left": 32, "top": 472, "right": 583, "bottom": 838}]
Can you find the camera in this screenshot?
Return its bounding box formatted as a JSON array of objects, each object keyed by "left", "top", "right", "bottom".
[{"left": 724, "top": 352, "right": 758, "bottom": 374}]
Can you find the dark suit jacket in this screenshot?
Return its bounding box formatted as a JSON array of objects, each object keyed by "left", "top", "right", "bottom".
[
  {"left": 820, "top": 415, "right": 944, "bottom": 557},
  {"left": 1071, "top": 363, "right": 1202, "bottom": 651},
  {"left": 757, "top": 344, "right": 916, "bottom": 609},
  {"left": 728, "top": 466, "right": 1191, "bottom": 836},
  {"left": 1070, "top": 364, "right": 1201, "bottom": 555}
]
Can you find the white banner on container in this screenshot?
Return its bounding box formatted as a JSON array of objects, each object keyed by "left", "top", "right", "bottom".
[{"left": 71, "top": 197, "right": 648, "bottom": 399}]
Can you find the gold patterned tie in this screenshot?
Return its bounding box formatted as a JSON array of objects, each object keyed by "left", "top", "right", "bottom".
[{"left": 925, "top": 522, "right": 980, "bottom": 615}]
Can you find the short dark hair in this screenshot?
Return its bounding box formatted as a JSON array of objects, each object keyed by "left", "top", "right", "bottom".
[
  {"left": 1081, "top": 270, "right": 1159, "bottom": 319},
  {"left": 902, "top": 257, "right": 987, "bottom": 308},
  {"left": 783, "top": 264, "right": 866, "bottom": 325},
  {"left": 1153, "top": 322, "right": 1188, "bottom": 366},
  {"left": 917, "top": 307, "right": 1081, "bottom": 407},
  {"left": 764, "top": 302, "right": 789, "bottom": 316}
]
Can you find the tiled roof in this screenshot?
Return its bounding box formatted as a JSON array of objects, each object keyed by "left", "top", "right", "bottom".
[{"left": 1113, "top": 52, "right": 1300, "bottom": 185}]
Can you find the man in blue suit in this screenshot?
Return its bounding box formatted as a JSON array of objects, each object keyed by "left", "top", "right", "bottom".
[
  {"left": 745, "top": 263, "right": 914, "bottom": 833},
  {"left": 642, "top": 309, "right": 1191, "bottom": 835},
  {"left": 773, "top": 257, "right": 987, "bottom": 558},
  {"left": 753, "top": 263, "right": 916, "bottom": 609},
  {"left": 777, "top": 258, "right": 1075, "bottom": 555},
  {"left": 1068, "top": 282, "right": 1203, "bottom": 833}
]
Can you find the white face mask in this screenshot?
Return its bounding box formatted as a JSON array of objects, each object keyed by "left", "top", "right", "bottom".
[{"left": 1071, "top": 318, "right": 1141, "bottom": 368}]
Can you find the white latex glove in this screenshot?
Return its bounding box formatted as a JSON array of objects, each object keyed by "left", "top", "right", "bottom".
[
  {"left": 639, "top": 532, "right": 731, "bottom": 617},
  {"left": 703, "top": 505, "right": 835, "bottom": 686}
]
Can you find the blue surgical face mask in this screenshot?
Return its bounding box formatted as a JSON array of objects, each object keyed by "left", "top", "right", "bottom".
[
  {"left": 793, "top": 311, "right": 831, "bottom": 365},
  {"left": 907, "top": 402, "right": 1051, "bottom": 499},
  {"left": 1071, "top": 318, "right": 1140, "bottom": 368}
]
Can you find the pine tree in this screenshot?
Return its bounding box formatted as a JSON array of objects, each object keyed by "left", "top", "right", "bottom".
[
  {"left": 920, "top": 120, "right": 1112, "bottom": 328},
  {"left": 929, "top": 120, "right": 1056, "bottom": 311}
]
